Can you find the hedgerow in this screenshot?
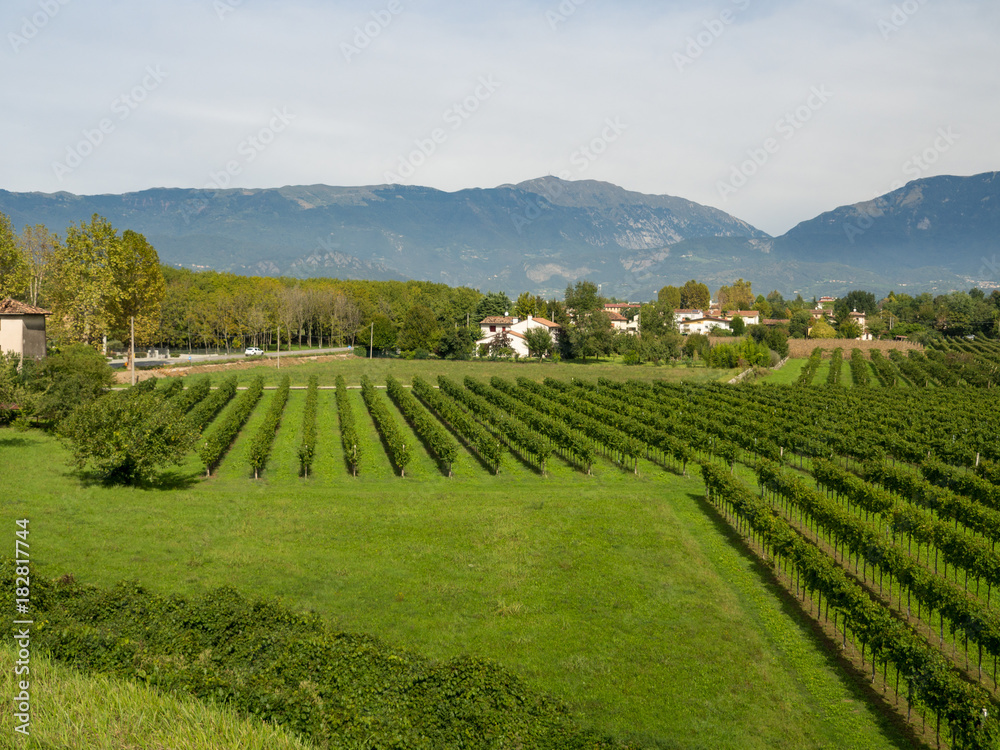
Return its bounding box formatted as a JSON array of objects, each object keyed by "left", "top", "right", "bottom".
[
  {"left": 412, "top": 375, "right": 503, "bottom": 473},
  {"left": 0, "top": 563, "right": 631, "bottom": 750},
  {"left": 247, "top": 375, "right": 290, "bottom": 479},
  {"left": 298, "top": 375, "right": 318, "bottom": 477},
  {"left": 188, "top": 376, "right": 238, "bottom": 430},
  {"left": 158, "top": 377, "right": 184, "bottom": 399},
  {"left": 335, "top": 375, "right": 360, "bottom": 476},
  {"left": 360, "top": 375, "right": 411, "bottom": 475},
  {"left": 199, "top": 376, "right": 263, "bottom": 475},
  {"left": 171, "top": 376, "right": 212, "bottom": 413},
  {"left": 386, "top": 375, "right": 458, "bottom": 475}
]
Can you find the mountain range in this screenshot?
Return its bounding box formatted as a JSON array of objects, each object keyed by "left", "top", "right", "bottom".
[{"left": 1, "top": 172, "right": 997, "bottom": 299}]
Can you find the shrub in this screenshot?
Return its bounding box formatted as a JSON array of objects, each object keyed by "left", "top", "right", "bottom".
[{"left": 60, "top": 391, "right": 198, "bottom": 484}]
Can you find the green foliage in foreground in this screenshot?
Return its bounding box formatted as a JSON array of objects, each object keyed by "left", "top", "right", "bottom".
[
  {"left": 60, "top": 391, "right": 198, "bottom": 484},
  {"left": 1, "top": 563, "right": 631, "bottom": 750},
  {"left": 0, "top": 642, "right": 317, "bottom": 750}
]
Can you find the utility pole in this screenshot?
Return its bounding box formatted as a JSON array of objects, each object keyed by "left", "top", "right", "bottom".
[
  {"left": 277, "top": 325, "right": 281, "bottom": 368},
  {"left": 369, "top": 321, "right": 374, "bottom": 358},
  {"left": 130, "top": 316, "right": 135, "bottom": 386}
]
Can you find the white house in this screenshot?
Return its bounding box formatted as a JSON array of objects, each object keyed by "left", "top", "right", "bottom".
[
  {"left": 477, "top": 315, "right": 560, "bottom": 357},
  {"left": 673, "top": 309, "right": 704, "bottom": 325},
  {"left": 723, "top": 310, "right": 761, "bottom": 326},
  {"left": 0, "top": 299, "right": 50, "bottom": 360},
  {"left": 678, "top": 316, "right": 731, "bottom": 336}
]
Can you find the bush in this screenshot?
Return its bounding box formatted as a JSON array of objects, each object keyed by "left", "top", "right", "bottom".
[
  {"left": 60, "top": 391, "right": 198, "bottom": 484},
  {"left": 0, "top": 565, "right": 632, "bottom": 750},
  {"left": 31, "top": 344, "right": 116, "bottom": 425}
]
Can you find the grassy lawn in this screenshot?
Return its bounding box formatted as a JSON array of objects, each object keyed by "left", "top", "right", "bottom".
[
  {"left": 1, "top": 378, "right": 913, "bottom": 749},
  {"left": 0, "top": 643, "right": 316, "bottom": 750},
  {"left": 761, "top": 358, "right": 806, "bottom": 385}
]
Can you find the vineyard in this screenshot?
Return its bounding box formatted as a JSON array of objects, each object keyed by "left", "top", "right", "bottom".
[
  {"left": 58, "top": 372, "right": 1000, "bottom": 746},
  {"left": 789, "top": 343, "right": 1000, "bottom": 388}
]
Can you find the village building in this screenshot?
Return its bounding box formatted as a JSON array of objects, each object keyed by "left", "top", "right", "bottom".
[
  {"left": 678, "top": 316, "right": 731, "bottom": 336},
  {"left": 0, "top": 299, "right": 51, "bottom": 360},
  {"left": 477, "top": 314, "right": 561, "bottom": 357}
]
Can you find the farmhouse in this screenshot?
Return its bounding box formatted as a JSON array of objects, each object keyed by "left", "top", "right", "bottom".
[
  {"left": 0, "top": 298, "right": 51, "bottom": 360},
  {"left": 678, "top": 316, "right": 731, "bottom": 335},
  {"left": 673, "top": 309, "right": 704, "bottom": 324},
  {"left": 477, "top": 314, "right": 560, "bottom": 357},
  {"left": 722, "top": 310, "right": 761, "bottom": 325}
]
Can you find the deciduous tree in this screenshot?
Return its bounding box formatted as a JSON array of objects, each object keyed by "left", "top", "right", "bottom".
[{"left": 0, "top": 212, "right": 28, "bottom": 300}]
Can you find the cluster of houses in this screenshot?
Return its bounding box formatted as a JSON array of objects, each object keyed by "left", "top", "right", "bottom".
[{"left": 475, "top": 295, "right": 872, "bottom": 356}]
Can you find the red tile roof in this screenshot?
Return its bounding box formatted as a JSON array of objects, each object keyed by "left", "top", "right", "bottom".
[
  {"left": 606, "top": 310, "right": 627, "bottom": 321},
  {"left": 0, "top": 298, "right": 51, "bottom": 315},
  {"left": 480, "top": 316, "right": 513, "bottom": 325},
  {"left": 528, "top": 317, "right": 560, "bottom": 328}
]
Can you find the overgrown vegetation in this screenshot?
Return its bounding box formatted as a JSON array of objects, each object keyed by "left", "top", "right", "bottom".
[{"left": 0, "top": 562, "right": 631, "bottom": 750}]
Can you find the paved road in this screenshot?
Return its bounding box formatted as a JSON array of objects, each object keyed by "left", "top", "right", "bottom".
[{"left": 109, "top": 346, "right": 353, "bottom": 368}]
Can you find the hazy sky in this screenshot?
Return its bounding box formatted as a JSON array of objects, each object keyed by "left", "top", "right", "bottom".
[{"left": 3, "top": 0, "right": 997, "bottom": 235}]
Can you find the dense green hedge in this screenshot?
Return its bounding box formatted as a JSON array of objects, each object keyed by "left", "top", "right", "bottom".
[
  {"left": 247, "top": 375, "right": 290, "bottom": 478},
  {"left": 171, "top": 375, "right": 212, "bottom": 413},
  {"left": 298, "top": 375, "right": 318, "bottom": 477},
  {"left": 335, "top": 375, "right": 360, "bottom": 476},
  {"left": 361, "top": 375, "right": 411, "bottom": 475},
  {"left": 412, "top": 375, "right": 503, "bottom": 473},
  {"left": 188, "top": 376, "right": 238, "bottom": 429},
  {"left": 386, "top": 375, "right": 457, "bottom": 475},
  {"left": 0, "top": 563, "right": 631, "bottom": 750},
  {"left": 158, "top": 377, "right": 184, "bottom": 398},
  {"left": 125, "top": 377, "right": 158, "bottom": 396},
  {"left": 199, "top": 376, "right": 263, "bottom": 474}
]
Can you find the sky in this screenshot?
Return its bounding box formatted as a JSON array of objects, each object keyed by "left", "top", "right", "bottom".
[{"left": 3, "top": 0, "right": 998, "bottom": 236}]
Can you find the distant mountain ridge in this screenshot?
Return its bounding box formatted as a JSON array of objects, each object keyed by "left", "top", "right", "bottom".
[{"left": 0, "top": 172, "right": 996, "bottom": 298}]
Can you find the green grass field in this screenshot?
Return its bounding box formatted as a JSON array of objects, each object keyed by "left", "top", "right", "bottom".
[
  {"left": 1, "top": 374, "right": 915, "bottom": 749},
  {"left": 158, "top": 353, "right": 740, "bottom": 388}
]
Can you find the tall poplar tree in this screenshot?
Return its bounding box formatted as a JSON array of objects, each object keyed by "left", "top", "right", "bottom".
[{"left": 0, "top": 212, "right": 28, "bottom": 300}]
